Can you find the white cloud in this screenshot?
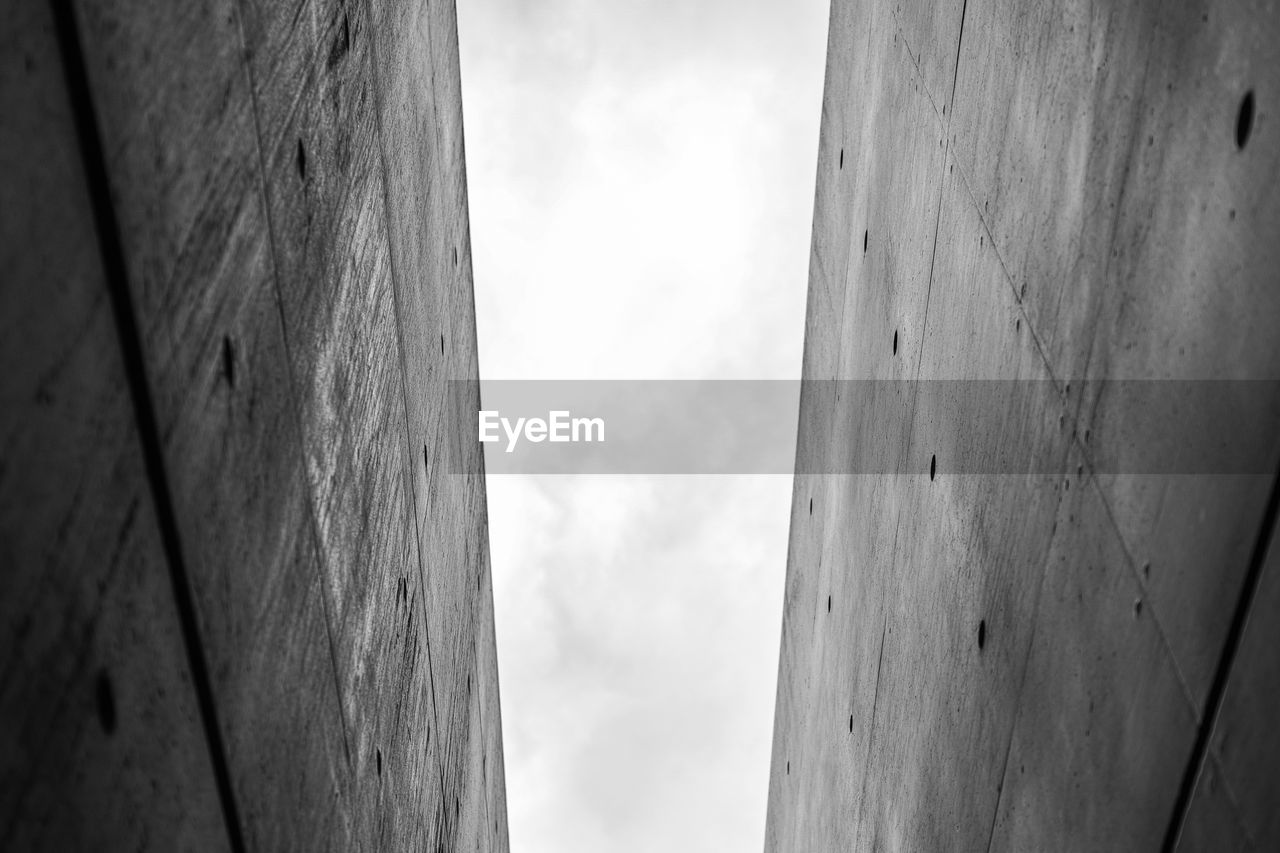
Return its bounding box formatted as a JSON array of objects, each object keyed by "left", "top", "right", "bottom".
[{"left": 459, "top": 1, "right": 828, "bottom": 850}]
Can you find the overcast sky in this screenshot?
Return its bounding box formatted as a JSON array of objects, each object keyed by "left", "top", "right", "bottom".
[{"left": 457, "top": 2, "right": 828, "bottom": 850}]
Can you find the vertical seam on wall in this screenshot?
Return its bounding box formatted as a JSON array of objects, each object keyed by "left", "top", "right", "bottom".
[
  {"left": 361, "top": 0, "right": 451, "bottom": 817},
  {"left": 851, "top": 619, "right": 889, "bottom": 846},
  {"left": 898, "top": 0, "right": 966, "bottom": 470},
  {"left": 228, "top": 0, "right": 358, "bottom": 787},
  {"left": 47, "top": 1, "right": 247, "bottom": 849},
  {"left": 980, "top": 491, "right": 1060, "bottom": 853},
  {"left": 949, "top": 0, "right": 969, "bottom": 109},
  {"left": 1162, "top": 466, "right": 1280, "bottom": 851}
]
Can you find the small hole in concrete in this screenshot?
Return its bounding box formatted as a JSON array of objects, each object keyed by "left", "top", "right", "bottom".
[
  {"left": 440, "top": 334, "right": 445, "bottom": 355},
  {"left": 839, "top": 148, "right": 844, "bottom": 169},
  {"left": 453, "top": 247, "right": 459, "bottom": 267},
  {"left": 296, "top": 139, "right": 307, "bottom": 180},
  {"left": 863, "top": 230, "right": 869, "bottom": 254},
  {"left": 930, "top": 454, "right": 936, "bottom": 481},
  {"left": 892, "top": 330, "right": 898, "bottom": 355},
  {"left": 423, "top": 443, "right": 429, "bottom": 471},
  {"left": 95, "top": 670, "right": 116, "bottom": 735},
  {"left": 849, "top": 715, "right": 854, "bottom": 733},
  {"left": 1134, "top": 598, "right": 1143, "bottom": 617},
  {"left": 221, "top": 335, "right": 235, "bottom": 388},
  {"left": 376, "top": 748, "right": 382, "bottom": 777},
  {"left": 1015, "top": 318, "right": 1020, "bottom": 332},
  {"left": 827, "top": 595, "right": 832, "bottom": 613},
  {"left": 977, "top": 619, "right": 986, "bottom": 650},
  {"left": 1142, "top": 562, "right": 1151, "bottom": 579},
  {"left": 1236, "top": 90, "right": 1255, "bottom": 149},
  {"left": 809, "top": 498, "right": 813, "bottom": 515},
  {"left": 786, "top": 761, "right": 790, "bottom": 775}
]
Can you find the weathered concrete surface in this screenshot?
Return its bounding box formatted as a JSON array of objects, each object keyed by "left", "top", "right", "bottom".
[
  {"left": 768, "top": 1, "right": 1280, "bottom": 850},
  {"left": 1, "top": 0, "right": 507, "bottom": 849},
  {"left": 0, "top": 3, "right": 227, "bottom": 847}
]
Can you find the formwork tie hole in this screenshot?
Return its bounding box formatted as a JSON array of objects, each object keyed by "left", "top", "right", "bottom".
[
  {"left": 95, "top": 669, "right": 116, "bottom": 735},
  {"left": 1237, "top": 90, "right": 1255, "bottom": 149}
]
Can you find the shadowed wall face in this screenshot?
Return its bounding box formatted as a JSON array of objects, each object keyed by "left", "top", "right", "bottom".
[
  {"left": 768, "top": 0, "right": 1280, "bottom": 850},
  {"left": 1, "top": 0, "right": 507, "bottom": 849}
]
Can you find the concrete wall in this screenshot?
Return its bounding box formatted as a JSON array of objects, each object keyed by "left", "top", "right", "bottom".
[
  {"left": 768, "top": 0, "right": 1280, "bottom": 850},
  {"left": 0, "top": 0, "right": 508, "bottom": 849}
]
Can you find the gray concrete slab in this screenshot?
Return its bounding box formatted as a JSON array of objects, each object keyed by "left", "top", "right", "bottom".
[
  {"left": 1, "top": 0, "right": 507, "bottom": 848},
  {"left": 768, "top": 0, "right": 1280, "bottom": 849},
  {"left": 0, "top": 5, "right": 228, "bottom": 847}
]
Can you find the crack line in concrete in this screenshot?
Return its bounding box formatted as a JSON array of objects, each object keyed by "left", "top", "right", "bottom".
[
  {"left": 49, "top": 1, "right": 247, "bottom": 848},
  {"left": 852, "top": 618, "right": 889, "bottom": 847},
  {"left": 893, "top": 0, "right": 963, "bottom": 470}
]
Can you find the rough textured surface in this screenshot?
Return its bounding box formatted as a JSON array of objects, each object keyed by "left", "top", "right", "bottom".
[
  {"left": 1, "top": 0, "right": 507, "bottom": 849},
  {"left": 0, "top": 4, "right": 226, "bottom": 848},
  {"left": 768, "top": 1, "right": 1280, "bottom": 850}
]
